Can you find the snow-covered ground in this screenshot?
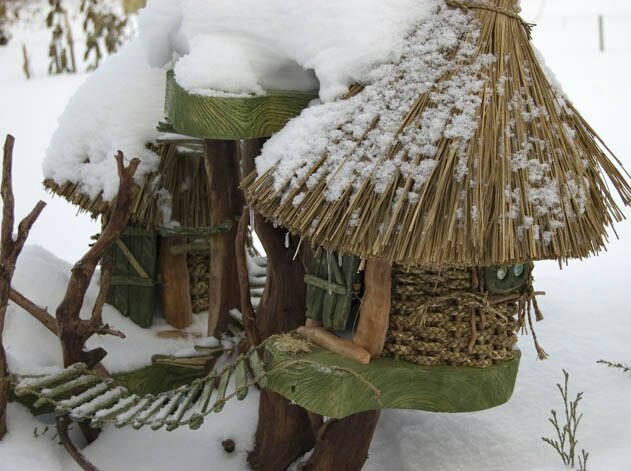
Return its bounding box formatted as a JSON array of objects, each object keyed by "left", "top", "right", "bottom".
[{"left": 1, "top": 1, "right": 630, "bottom": 470}]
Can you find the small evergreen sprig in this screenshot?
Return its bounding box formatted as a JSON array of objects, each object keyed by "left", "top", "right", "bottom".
[
  {"left": 597, "top": 359, "right": 631, "bottom": 377},
  {"left": 541, "top": 369, "right": 589, "bottom": 471}
]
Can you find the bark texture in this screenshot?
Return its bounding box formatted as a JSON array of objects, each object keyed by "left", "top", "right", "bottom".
[
  {"left": 300, "top": 411, "right": 381, "bottom": 471},
  {"left": 205, "top": 139, "right": 242, "bottom": 336},
  {"left": 241, "top": 138, "right": 315, "bottom": 470},
  {"left": 248, "top": 215, "right": 315, "bottom": 470},
  {"left": 159, "top": 237, "right": 193, "bottom": 329},
  {"left": 0, "top": 135, "right": 46, "bottom": 440},
  {"left": 55, "top": 152, "right": 136, "bottom": 369}
]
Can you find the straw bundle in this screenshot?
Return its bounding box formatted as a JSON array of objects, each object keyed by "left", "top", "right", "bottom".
[
  {"left": 44, "top": 143, "right": 212, "bottom": 228},
  {"left": 245, "top": 0, "right": 631, "bottom": 268}
]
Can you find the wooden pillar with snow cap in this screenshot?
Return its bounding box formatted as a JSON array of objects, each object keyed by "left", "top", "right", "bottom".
[
  {"left": 163, "top": 71, "right": 319, "bottom": 337},
  {"left": 244, "top": 0, "right": 631, "bottom": 432}
]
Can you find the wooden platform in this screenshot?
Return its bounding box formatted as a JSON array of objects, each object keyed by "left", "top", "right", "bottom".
[
  {"left": 263, "top": 341, "right": 521, "bottom": 419},
  {"left": 164, "top": 71, "right": 318, "bottom": 140}
]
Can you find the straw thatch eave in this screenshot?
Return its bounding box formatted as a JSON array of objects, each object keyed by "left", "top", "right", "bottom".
[
  {"left": 245, "top": 0, "right": 631, "bottom": 268},
  {"left": 44, "top": 143, "right": 213, "bottom": 229}
]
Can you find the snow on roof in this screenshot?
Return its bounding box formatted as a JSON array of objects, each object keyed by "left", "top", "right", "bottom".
[
  {"left": 44, "top": 0, "right": 443, "bottom": 201},
  {"left": 44, "top": 40, "right": 165, "bottom": 201},
  {"left": 141, "top": 0, "right": 442, "bottom": 101}
]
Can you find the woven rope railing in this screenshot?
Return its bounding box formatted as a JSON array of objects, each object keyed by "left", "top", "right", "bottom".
[{"left": 12, "top": 346, "right": 268, "bottom": 431}]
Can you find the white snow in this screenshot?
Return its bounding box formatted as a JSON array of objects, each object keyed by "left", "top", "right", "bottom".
[
  {"left": 1, "top": 1, "right": 631, "bottom": 470},
  {"left": 141, "top": 0, "right": 441, "bottom": 101},
  {"left": 256, "top": 4, "right": 484, "bottom": 204},
  {"left": 43, "top": 39, "right": 165, "bottom": 202}
]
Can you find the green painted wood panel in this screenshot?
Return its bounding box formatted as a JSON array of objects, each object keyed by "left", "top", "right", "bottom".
[
  {"left": 164, "top": 71, "right": 318, "bottom": 140},
  {"left": 106, "top": 226, "right": 158, "bottom": 328},
  {"left": 263, "top": 341, "right": 521, "bottom": 419},
  {"left": 305, "top": 251, "right": 359, "bottom": 331}
]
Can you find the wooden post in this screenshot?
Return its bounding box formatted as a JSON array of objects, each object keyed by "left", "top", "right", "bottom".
[
  {"left": 300, "top": 410, "right": 381, "bottom": 470},
  {"left": 248, "top": 213, "right": 316, "bottom": 470},
  {"left": 353, "top": 258, "right": 392, "bottom": 358},
  {"left": 598, "top": 15, "right": 605, "bottom": 52},
  {"left": 238, "top": 138, "right": 315, "bottom": 470},
  {"left": 204, "top": 140, "right": 242, "bottom": 336},
  {"left": 159, "top": 237, "right": 193, "bottom": 329}
]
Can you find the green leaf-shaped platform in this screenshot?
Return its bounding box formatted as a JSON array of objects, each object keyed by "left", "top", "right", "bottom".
[{"left": 263, "top": 341, "right": 520, "bottom": 419}]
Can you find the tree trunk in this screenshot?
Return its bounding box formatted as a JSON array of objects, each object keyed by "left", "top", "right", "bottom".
[
  {"left": 159, "top": 237, "right": 193, "bottom": 329},
  {"left": 301, "top": 411, "right": 381, "bottom": 471},
  {"left": 238, "top": 138, "right": 314, "bottom": 469},
  {"left": 248, "top": 214, "right": 316, "bottom": 470},
  {"left": 243, "top": 138, "right": 380, "bottom": 470},
  {"left": 204, "top": 140, "right": 242, "bottom": 336}
]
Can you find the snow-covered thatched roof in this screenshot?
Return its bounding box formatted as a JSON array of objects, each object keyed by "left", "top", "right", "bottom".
[
  {"left": 43, "top": 0, "right": 439, "bottom": 206},
  {"left": 246, "top": 0, "right": 631, "bottom": 267}
]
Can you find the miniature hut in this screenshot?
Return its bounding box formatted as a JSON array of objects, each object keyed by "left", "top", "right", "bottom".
[
  {"left": 44, "top": 70, "right": 316, "bottom": 330},
  {"left": 245, "top": 0, "right": 631, "bottom": 412}
]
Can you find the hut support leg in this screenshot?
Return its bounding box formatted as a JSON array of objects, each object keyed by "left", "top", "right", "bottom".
[
  {"left": 159, "top": 237, "right": 193, "bottom": 329},
  {"left": 353, "top": 259, "right": 392, "bottom": 358},
  {"left": 300, "top": 410, "right": 381, "bottom": 471},
  {"left": 244, "top": 135, "right": 315, "bottom": 469},
  {"left": 247, "top": 205, "right": 315, "bottom": 471},
  {"left": 204, "top": 140, "right": 242, "bottom": 336}
]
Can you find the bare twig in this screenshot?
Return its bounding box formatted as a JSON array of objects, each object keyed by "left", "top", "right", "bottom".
[
  {"left": 597, "top": 359, "right": 631, "bottom": 377},
  {"left": 56, "top": 151, "right": 138, "bottom": 369},
  {"left": 0, "top": 135, "right": 46, "bottom": 440},
  {"left": 8, "top": 288, "right": 58, "bottom": 335},
  {"left": 56, "top": 415, "right": 99, "bottom": 471}
]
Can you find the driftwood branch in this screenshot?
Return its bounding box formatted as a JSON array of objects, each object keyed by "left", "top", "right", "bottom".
[
  {"left": 90, "top": 253, "right": 112, "bottom": 326},
  {"left": 56, "top": 151, "right": 139, "bottom": 369},
  {"left": 236, "top": 206, "right": 260, "bottom": 347},
  {"left": 56, "top": 415, "right": 99, "bottom": 471},
  {"left": 0, "top": 135, "right": 46, "bottom": 440},
  {"left": 8, "top": 288, "right": 58, "bottom": 335}
]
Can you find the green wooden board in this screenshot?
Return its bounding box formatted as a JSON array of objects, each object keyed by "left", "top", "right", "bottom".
[
  {"left": 164, "top": 71, "right": 318, "bottom": 140},
  {"left": 305, "top": 251, "right": 359, "bottom": 331},
  {"left": 263, "top": 342, "right": 521, "bottom": 419},
  {"left": 106, "top": 226, "right": 158, "bottom": 328}
]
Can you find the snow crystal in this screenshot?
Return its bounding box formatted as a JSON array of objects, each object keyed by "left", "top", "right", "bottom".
[{"left": 258, "top": 4, "right": 486, "bottom": 204}]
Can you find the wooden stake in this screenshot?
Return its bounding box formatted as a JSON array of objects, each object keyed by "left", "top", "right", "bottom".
[
  {"left": 598, "top": 15, "right": 605, "bottom": 52},
  {"left": 159, "top": 237, "right": 193, "bottom": 329},
  {"left": 353, "top": 258, "right": 392, "bottom": 358}
]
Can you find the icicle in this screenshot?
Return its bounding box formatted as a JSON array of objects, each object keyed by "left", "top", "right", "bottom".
[
  {"left": 292, "top": 237, "right": 303, "bottom": 260},
  {"left": 249, "top": 206, "right": 254, "bottom": 228},
  {"left": 338, "top": 252, "right": 343, "bottom": 267},
  {"left": 285, "top": 231, "right": 290, "bottom": 248}
]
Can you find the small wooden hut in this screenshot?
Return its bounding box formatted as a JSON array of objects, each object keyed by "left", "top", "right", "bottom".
[
  {"left": 44, "top": 71, "right": 317, "bottom": 329},
  {"left": 244, "top": 0, "right": 631, "bottom": 415}
]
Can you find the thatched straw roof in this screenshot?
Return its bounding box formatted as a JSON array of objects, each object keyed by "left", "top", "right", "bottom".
[
  {"left": 245, "top": 0, "right": 631, "bottom": 268},
  {"left": 44, "top": 141, "right": 213, "bottom": 229}
]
